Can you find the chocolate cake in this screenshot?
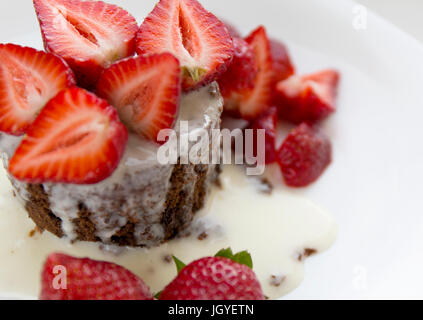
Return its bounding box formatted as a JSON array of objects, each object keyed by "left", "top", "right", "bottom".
[{"left": 0, "top": 83, "right": 223, "bottom": 247}]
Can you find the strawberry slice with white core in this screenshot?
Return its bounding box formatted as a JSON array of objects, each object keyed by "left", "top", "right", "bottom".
[
  {"left": 136, "top": 0, "right": 234, "bottom": 90},
  {"left": 97, "top": 53, "right": 181, "bottom": 143},
  {"left": 0, "top": 44, "right": 75, "bottom": 136},
  {"left": 33, "top": 0, "right": 138, "bottom": 88},
  {"left": 9, "top": 87, "right": 128, "bottom": 184},
  {"left": 276, "top": 69, "right": 340, "bottom": 123}
]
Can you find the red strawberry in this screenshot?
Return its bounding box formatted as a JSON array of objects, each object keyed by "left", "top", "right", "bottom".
[
  {"left": 218, "top": 37, "right": 257, "bottom": 106},
  {"left": 270, "top": 39, "right": 295, "bottom": 82},
  {"left": 33, "top": 0, "right": 138, "bottom": 88},
  {"left": 247, "top": 106, "right": 278, "bottom": 164},
  {"left": 97, "top": 53, "right": 181, "bottom": 143},
  {"left": 276, "top": 69, "right": 340, "bottom": 124},
  {"left": 9, "top": 87, "right": 128, "bottom": 184},
  {"left": 160, "top": 257, "right": 264, "bottom": 300},
  {"left": 224, "top": 26, "right": 281, "bottom": 120},
  {"left": 0, "top": 44, "right": 75, "bottom": 136},
  {"left": 136, "top": 0, "right": 234, "bottom": 90},
  {"left": 40, "top": 253, "right": 153, "bottom": 300},
  {"left": 277, "top": 123, "right": 332, "bottom": 187}
]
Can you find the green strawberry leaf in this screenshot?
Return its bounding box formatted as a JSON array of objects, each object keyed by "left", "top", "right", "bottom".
[
  {"left": 172, "top": 255, "right": 186, "bottom": 273},
  {"left": 215, "top": 248, "right": 253, "bottom": 269},
  {"left": 154, "top": 290, "right": 162, "bottom": 300}
]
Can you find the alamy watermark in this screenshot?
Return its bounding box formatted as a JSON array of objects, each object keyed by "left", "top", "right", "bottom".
[{"left": 157, "top": 121, "right": 267, "bottom": 176}]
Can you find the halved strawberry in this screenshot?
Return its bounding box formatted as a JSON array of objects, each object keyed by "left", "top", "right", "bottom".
[
  {"left": 136, "top": 0, "right": 234, "bottom": 90},
  {"left": 270, "top": 39, "right": 295, "bottom": 83},
  {"left": 97, "top": 53, "right": 181, "bottom": 143},
  {"left": 275, "top": 69, "right": 340, "bottom": 124},
  {"left": 218, "top": 37, "right": 257, "bottom": 107},
  {"left": 33, "top": 0, "right": 138, "bottom": 88},
  {"left": 0, "top": 44, "right": 75, "bottom": 136},
  {"left": 9, "top": 87, "right": 128, "bottom": 184},
  {"left": 247, "top": 106, "right": 278, "bottom": 164},
  {"left": 223, "top": 26, "right": 275, "bottom": 120}
]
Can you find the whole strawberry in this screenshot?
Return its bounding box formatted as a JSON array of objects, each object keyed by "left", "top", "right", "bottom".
[
  {"left": 40, "top": 253, "right": 153, "bottom": 300},
  {"left": 160, "top": 256, "right": 264, "bottom": 300},
  {"left": 277, "top": 123, "right": 332, "bottom": 187}
]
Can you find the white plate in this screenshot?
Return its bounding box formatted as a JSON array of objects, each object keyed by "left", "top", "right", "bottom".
[{"left": 1, "top": 0, "right": 423, "bottom": 299}]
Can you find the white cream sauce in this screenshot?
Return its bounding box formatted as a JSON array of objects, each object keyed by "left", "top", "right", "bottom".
[{"left": 0, "top": 164, "right": 336, "bottom": 299}]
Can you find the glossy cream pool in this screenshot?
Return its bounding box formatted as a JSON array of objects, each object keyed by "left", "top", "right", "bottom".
[{"left": 0, "top": 164, "right": 336, "bottom": 299}]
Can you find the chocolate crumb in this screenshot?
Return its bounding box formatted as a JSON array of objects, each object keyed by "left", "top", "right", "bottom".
[
  {"left": 270, "top": 274, "right": 286, "bottom": 287},
  {"left": 257, "top": 178, "right": 273, "bottom": 195},
  {"left": 163, "top": 254, "right": 172, "bottom": 264},
  {"left": 28, "top": 227, "right": 41, "bottom": 238},
  {"left": 12, "top": 190, "right": 16, "bottom": 198},
  {"left": 297, "top": 248, "right": 317, "bottom": 261},
  {"left": 197, "top": 232, "right": 208, "bottom": 240}
]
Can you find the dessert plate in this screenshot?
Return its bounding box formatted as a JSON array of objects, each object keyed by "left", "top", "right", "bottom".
[{"left": 1, "top": 0, "right": 423, "bottom": 299}]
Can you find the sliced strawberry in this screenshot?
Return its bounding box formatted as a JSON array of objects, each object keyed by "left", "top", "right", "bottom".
[
  {"left": 40, "top": 253, "right": 153, "bottom": 300},
  {"left": 277, "top": 122, "right": 332, "bottom": 187},
  {"left": 0, "top": 44, "right": 75, "bottom": 136},
  {"left": 270, "top": 39, "right": 295, "bottom": 82},
  {"left": 136, "top": 0, "right": 234, "bottom": 90},
  {"left": 223, "top": 26, "right": 274, "bottom": 120},
  {"left": 276, "top": 69, "right": 340, "bottom": 124},
  {"left": 247, "top": 106, "right": 278, "bottom": 164},
  {"left": 218, "top": 37, "right": 257, "bottom": 107},
  {"left": 33, "top": 0, "right": 138, "bottom": 88},
  {"left": 97, "top": 53, "right": 181, "bottom": 143},
  {"left": 9, "top": 87, "right": 128, "bottom": 184}
]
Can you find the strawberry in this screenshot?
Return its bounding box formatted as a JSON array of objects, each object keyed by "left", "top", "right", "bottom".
[
  {"left": 218, "top": 37, "right": 257, "bottom": 107},
  {"left": 136, "top": 0, "right": 234, "bottom": 90},
  {"left": 247, "top": 106, "right": 278, "bottom": 164},
  {"left": 277, "top": 122, "right": 332, "bottom": 187},
  {"left": 270, "top": 39, "right": 295, "bottom": 83},
  {"left": 97, "top": 53, "right": 181, "bottom": 143},
  {"left": 9, "top": 87, "right": 128, "bottom": 184},
  {"left": 33, "top": 0, "right": 138, "bottom": 88},
  {"left": 224, "top": 26, "right": 280, "bottom": 120},
  {"left": 275, "top": 69, "right": 340, "bottom": 124},
  {"left": 160, "top": 257, "right": 264, "bottom": 300},
  {"left": 0, "top": 44, "right": 75, "bottom": 136},
  {"left": 40, "top": 253, "right": 153, "bottom": 300}
]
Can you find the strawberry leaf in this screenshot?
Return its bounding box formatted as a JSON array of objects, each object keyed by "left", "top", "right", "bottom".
[
  {"left": 215, "top": 248, "right": 253, "bottom": 269},
  {"left": 154, "top": 290, "right": 162, "bottom": 300},
  {"left": 172, "top": 256, "right": 186, "bottom": 273}
]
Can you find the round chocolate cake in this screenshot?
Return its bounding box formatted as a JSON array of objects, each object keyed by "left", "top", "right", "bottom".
[{"left": 0, "top": 84, "right": 223, "bottom": 247}]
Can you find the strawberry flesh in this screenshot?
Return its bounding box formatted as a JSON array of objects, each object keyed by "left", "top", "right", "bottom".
[
  {"left": 224, "top": 26, "right": 291, "bottom": 120},
  {"left": 218, "top": 37, "right": 257, "bottom": 109},
  {"left": 97, "top": 53, "right": 181, "bottom": 143},
  {"left": 247, "top": 106, "right": 278, "bottom": 164},
  {"left": 270, "top": 39, "right": 295, "bottom": 83},
  {"left": 136, "top": 0, "right": 234, "bottom": 90},
  {"left": 277, "top": 122, "right": 332, "bottom": 187},
  {"left": 0, "top": 44, "right": 75, "bottom": 136},
  {"left": 40, "top": 253, "right": 153, "bottom": 300},
  {"left": 276, "top": 69, "right": 340, "bottom": 124},
  {"left": 33, "top": 0, "right": 138, "bottom": 88},
  {"left": 9, "top": 87, "right": 128, "bottom": 184},
  {"left": 160, "top": 257, "right": 264, "bottom": 300}
]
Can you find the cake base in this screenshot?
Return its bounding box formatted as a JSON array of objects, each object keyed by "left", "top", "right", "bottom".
[{"left": 23, "top": 164, "right": 220, "bottom": 247}]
